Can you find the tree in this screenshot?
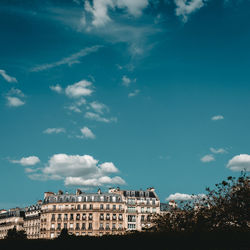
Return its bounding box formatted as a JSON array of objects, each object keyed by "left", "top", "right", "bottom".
[
  {"left": 153, "top": 172, "right": 250, "bottom": 232},
  {"left": 57, "top": 228, "right": 74, "bottom": 239},
  {"left": 5, "top": 226, "right": 27, "bottom": 240}
]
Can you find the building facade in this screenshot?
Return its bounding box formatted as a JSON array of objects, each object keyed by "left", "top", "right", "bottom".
[
  {"left": 0, "top": 187, "right": 161, "bottom": 239},
  {"left": 0, "top": 208, "right": 25, "bottom": 239}
]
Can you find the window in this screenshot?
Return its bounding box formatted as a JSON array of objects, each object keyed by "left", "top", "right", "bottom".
[
  {"left": 64, "top": 223, "right": 67, "bottom": 229},
  {"left": 70, "top": 223, "right": 74, "bottom": 229},
  {"left": 141, "top": 207, "right": 144, "bottom": 213},
  {"left": 99, "top": 223, "right": 104, "bottom": 230},
  {"left": 88, "top": 223, "right": 92, "bottom": 230},
  {"left": 141, "top": 215, "right": 145, "bottom": 222},
  {"left": 58, "top": 214, "right": 62, "bottom": 220},
  {"left": 106, "top": 204, "right": 110, "bottom": 210},
  {"left": 106, "top": 223, "right": 110, "bottom": 230},
  {"left": 152, "top": 199, "right": 156, "bottom": 205},
  {"left": 112, "top": 223, "right": 116, "bottom": 229},
  {"left": 113, "top": 205, "right": 116, "bottom": 210},
  {"left": 147, "top": 207, "right": 150, "bottom": 213},
  {"left": 57, "top": 223, "right": 61, "bottom": 230},
  {"left": 119, "top": 205, "right": 122, "bottom": 210},
  {"left": 83, "top": 204, "right": 86, "bottom": 210},
  {"left": 152, "top": 207, "right": 156, "bottom": 213},
  {"left": 112, "top": 214, "right": 116, "bottom": 220},
  {"left": 51, "top": 214, "right": 55, "bottom": 221},
  {"left": 128, "top": 224, "right": 136, "bottom": 230},
  {"left": 51, "top": 223, "right": 55, "bottom": 229},
  {"left": 64, "top": 214, "right": 68, "bottom": 220},
  {"left": 77, "top": 204, "right": 81, "bottom": 210},
  {"left": 118, "top": 223, "right": 122, "bottom": 229},
  {"left": 76, "top": 214, "right": 80, "bottom": 220},
  {"left": 100, "top": 204, "right": 104, "bottom": 210},
  {"left": 127, "top": 207, "right": 136, "bottom": 213},
  {"left": 82, "top": 223, "right": 85, "bottom": 230},
  {"left": 100, "top": 213, "right": 104, "bottom": 220},
  {"left": 128, "top": 215, "right": 136, "bottom": 222},
  {"left": 106, "top": 213, "right": 110, "bottom": 220},
  {"left": 53, "top": 205, "right": 56, "bottom": 211},
  {"left": 70, "top": 214, "right": 74, "bottom": 220},
  {"left": 88, "top": 213, "right": 93, "bottom": 220},
  {"left": 82, "top": 213, "right": 86, "bottom": 220},
  {"left": 118, "top": 214, "right": 123, "bottom": 220},
  {"left": 50, "top": 232, "right": 55, "bottom": 238},
  {"left": 89, "top": 204, "right": 93, "bottom": 210},
  {"left": 147, "top": 215, "right": 151, "bottom": 222},
  {"left": 76, "top": 223, "right": 80, "bottom": 230}
]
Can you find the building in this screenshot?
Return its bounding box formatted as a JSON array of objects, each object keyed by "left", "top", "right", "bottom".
[
  {"left": 0, "top": 208, "right": 25, "bottom": 239},
  {"left": 23, "top": 201, "right": 41, "bottom": 239},
  {"left": 0, "top": 187, "right": 162, "bottom": 239}
]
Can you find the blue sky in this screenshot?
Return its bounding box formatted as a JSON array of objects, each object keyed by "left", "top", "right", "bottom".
[{"left": 0, "top": 0, "right": 250, "bottom": 208}]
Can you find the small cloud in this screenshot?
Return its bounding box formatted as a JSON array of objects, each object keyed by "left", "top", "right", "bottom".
[
  {"left": 84, "top": 112, "right": 117, "bottom": 123},
  {"left": 211, "top": 115, "right": 224, "bottom": 121},
  {"left": 10, "top": 156, "right": 40, "bottom": 166},
  {"left": 7, "top": 88, "right": 25, "bottom": 97},
  {"left": 31, "top": 45, "right": 103, "bottom": 72},
  {"left": 122, "top": 75, "right": 131, "bottom": 87},
  {"left": 210, "top": 147, "right": 227, "bottom": 154},
  {"left": 89, "top": 101, "right": 109, "bottom": 114},
  {"left": 166, "top": 193, "right": 206, "bottom": 201},
  {"left": 79, "top": 126, "right": 96, "bottom": 139},
  {"left": 65, "top": 80, "right": 93, "bottom": 98},
  {"left": 43, "top": 128, "right": 66, "bottom": 134},
  {"left": 201, "top": 154, "right": 215, "bottom": 163},
  {"left": 174, "top": 0, "right": 205, "bottom": 23},
  {"left": 128, "top": 89, "right": 140, "bottom": 98},
  {"left": 227, "top": 154, "right": 250, "bottom": 172},
  {"left": 50, "top": 84, "right": 63, "bottom": 94},
  {"left": 6, "top": 96, "right": 25, "bottom": 107},
  {"left": 0, "top": 69, "right": 17, "bottom": 83}
]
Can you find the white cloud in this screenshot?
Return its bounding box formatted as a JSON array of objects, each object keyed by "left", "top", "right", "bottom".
[
  {"left": 50, "top": 84, "right": 63, "bottom": 93},
  {"left": 11, "top": 156, "right": 40, "bottom": 166},
  {"left": 6, "top": 96, "right": 25, "bottom": 107},
  {"left": 201, "top": 154, "right": 215, "bottom": 163},
  {"left": 211, "top": 115, "right": 224, "bottom": 121},
  {"left": 79, "top": 126, "right": 96, "bottom": 139},
  {"left": 84, "top": 0, "right": 149, "bottom": 27},
  {"left": 31, "top": 45, "right": 103, "bottom": 72},
  {"left": 128, "top": 89, "right": 140, "bottom": 98},
  {"left": 166, "top": 193, "right": 206, "bottom": 201},
  {"left": 84, "top": 112, "right": 117, "bottom": 123},
  {"left": 210, "top": 147, "right": 227, "bottom": 154},
  {"left": 65, "top": 80, "right": 93, "bottom": 98},
  {"left": 174, "top": 0, "right": 206, "bottom": 23},
  {"left": 89, "top": 101, "right": 109, "bottom": 114},
  {"left": 7, "top": 88, "right": 25, "bottom": 97},
  {"left": 122, "top": 75, "right": 131, "bottom": 87},
  {"left": 227, "top": 154, "right": 250, "bottom": 172},
  {"left": 43, "top": 128, "right": 66, "bottom": 134},
  {"left": 0, "top": 69, "right": 17, "bottom": 83},
  {"left": 28, "top": 153, "right": 126, "bottom": 187}
]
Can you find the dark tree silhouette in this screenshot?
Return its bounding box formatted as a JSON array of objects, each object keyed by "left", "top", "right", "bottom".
[
  {"left": 5, "top": 226, "right": 27, "bottom": 240},
  {"left": 153, "top": 172, "right": 250, "bottom": 233}
]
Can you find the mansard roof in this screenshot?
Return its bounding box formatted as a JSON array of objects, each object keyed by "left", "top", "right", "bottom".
[
  {"left": 43, "top": 192, "right": 123, "bottom": 204},
  {"left": 122, "top": 190, "right": 156, "bottom": 198}
]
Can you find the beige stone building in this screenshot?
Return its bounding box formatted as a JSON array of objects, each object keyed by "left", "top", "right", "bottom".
[
  {"left": 0, "top": 208, "right": 25, "bottom": 239},
  {"left": 0, "top": 187, "right": 161, "bottom": 239},
  {"left": 23, "top": 201, "right": 41, "bottom": 239}
]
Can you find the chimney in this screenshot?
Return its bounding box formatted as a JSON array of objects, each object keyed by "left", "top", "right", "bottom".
[
  {"left": 44, "top": 192, "right": 54, "bottom": 199},
  {"left": 76, "top": 189, "right": 82, "bottom": 195},
  {"left": 97, "top": 188, "right": 101, "bottom": 194},
  {"left": 58, "top": 190, "right": 64, "bottom": 195}
]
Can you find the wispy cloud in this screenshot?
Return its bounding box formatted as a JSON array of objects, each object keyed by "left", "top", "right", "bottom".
[
  {"left": 50, "top": 84, "right": 63, "bottom": 94},
  {"left": 128, "top": 89, "right": 140, "bottom": 98},
  {"left": 0, "top": 69, "right": 17, "bottom": 83},
  {"left": 174, "top": 0, "right": 206, "bottom": 23},
  {"left": 210, "top": 147, "right": 227, "bottom": 154},
  {"left": 31, "top": 45, "right": 103, "bottom": 72},
  {"left": 6, "top": 96, "right": 25, "bottom": 107},
  {"left": 211, "top": 115, "right": 224, "bottom": 121},
  {"left": 78, "top": 126, "right": 96, "bottom": 139},
  {"left": 200, "top": 154, "right": 215, "bottom": 163},
  {"left": 10, "top": 156, "right": 40, "bottom": 166},
  {"left": 43, "top": 128, "right": 66, "bottom": 134},
  {"left": 84, "top": 112, "right": 117, "bottom": 123}
]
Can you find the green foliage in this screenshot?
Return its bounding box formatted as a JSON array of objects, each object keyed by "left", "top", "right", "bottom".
[
  {"left": 5, "top": 226, "right": 27, "bottom": 240},
  {"left": 154, "top": 172, "right": 250, "bottom": 232}
]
